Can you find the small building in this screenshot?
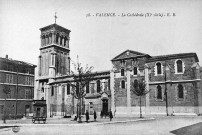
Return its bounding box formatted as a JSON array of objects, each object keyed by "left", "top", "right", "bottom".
[{"left": 0, "top": 55, "right": 36, "bottom": 119}]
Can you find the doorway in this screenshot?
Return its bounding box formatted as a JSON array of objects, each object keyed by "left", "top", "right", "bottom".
[
  {"left": 25, "top": 105, "right": 30, "bottom": 117},
  {"left": 102, "top": 99, "right": 108, "bottom": 116}
]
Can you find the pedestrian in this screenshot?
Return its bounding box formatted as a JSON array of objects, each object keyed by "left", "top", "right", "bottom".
[
  {"left": 109, "top": 110, "right": 113, "bottom": 121},
  {"left": 94, "top": 110, "right": 97, "bottom": 121},
  {"left": 74, "top": 115, "right": 77, "bottom": 121},
  {"left": 85, "top": 110, "right": 89, "bottom": 122},
  {"left": 100, "top": 110, "right": 103, "bottom": 118}
]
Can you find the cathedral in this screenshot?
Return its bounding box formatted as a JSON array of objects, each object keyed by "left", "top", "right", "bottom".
[{"left": 35, "top": 23, "right": 202, "bottom": 117}]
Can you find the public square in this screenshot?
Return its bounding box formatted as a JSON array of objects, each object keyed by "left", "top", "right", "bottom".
[{"left": 1, "top": 115, "right": 202, "bottom": 135}]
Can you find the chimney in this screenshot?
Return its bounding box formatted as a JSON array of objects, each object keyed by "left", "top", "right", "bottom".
[{"left": 5, "top": 55, "right": 8, "bottom": 59}]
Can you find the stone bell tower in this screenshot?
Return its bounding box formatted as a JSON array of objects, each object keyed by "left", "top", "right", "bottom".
[
  {"left": 38, "top": 23, "right": 71, "bottom": 78},
  {"left": 35, "top": 20, "right": 71, "bottom": 102}
]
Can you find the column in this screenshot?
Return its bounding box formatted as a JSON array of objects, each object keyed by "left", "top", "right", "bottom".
[
  {"left": 49, "top": 34, "right": 52, "bottom": 44},
  {"left": 110, "top": 70, "right": 115, "bottom": 114},
  {"left": 45, "top": 36, "right": 48, "bottom": 45},
  {"left": 41, "top": 36, "right": 43, "bottom": 46},
  {"left": 58, "top": 36, "right": 61, "bottom": 45},
  {"left": 62, "top": 38, "right": 65, "bottom": 46},
  {"left": 52, "top": 33, "right": 55, "bottom": 44},
  {"left": 126, "top": 70, "right": 131, "bottom": 108},
  {"left": 38, "top": 56, "right": 41, "bottom": 76},
  {"left": 66, "top": 39, "right": 69, "bottom": 48}
]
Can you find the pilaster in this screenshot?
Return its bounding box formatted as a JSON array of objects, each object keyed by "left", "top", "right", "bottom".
[
  {"left": 126, "top": 70, "right": 131, "bottom": 108},
  {"left": 110, "top": 70, "right": 115, "bottom": 113}
]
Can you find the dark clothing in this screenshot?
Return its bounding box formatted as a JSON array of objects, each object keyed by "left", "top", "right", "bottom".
[
  {"left": 100, "top": 111, "right": 103, "bottom": 118},
  {"left": 74, "top": 116, "right": 77, "bottom": 121},
  {"left": 86, "top": 111, "right": 89, "bottom": 122},
  {"left": 94, "top": 111, "right": 97, "bottom": 121},
  {"left": 109, "top": 111, "right": 113, "bottom": 121}
]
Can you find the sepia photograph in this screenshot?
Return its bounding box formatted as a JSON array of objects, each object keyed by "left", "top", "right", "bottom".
[{"left": 0, "top": 0, "right": 202, "bottom": 134}]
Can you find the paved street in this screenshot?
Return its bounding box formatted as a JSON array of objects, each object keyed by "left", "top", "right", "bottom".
[{"left": 0, "top": 116, "right": 202, "bottom": 135}]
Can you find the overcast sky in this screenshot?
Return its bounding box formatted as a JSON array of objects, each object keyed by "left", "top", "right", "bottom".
[{"left": 0, "top": 0, "right": 202, "bottom": 74}]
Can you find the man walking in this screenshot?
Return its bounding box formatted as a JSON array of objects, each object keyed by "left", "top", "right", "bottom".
[
  {"left": 86, "top": 110, "right": 89, "bottom": 122},
  {"left": 94, "top": 110, "right": 97, "bottom": 121},
  {"left": 109, "top": 110, "right": 113, "bottom": 121}
]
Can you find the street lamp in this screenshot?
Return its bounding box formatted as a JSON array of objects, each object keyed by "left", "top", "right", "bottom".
[{"left": 164, "top": 61, "right": 171, "bottom": 116}]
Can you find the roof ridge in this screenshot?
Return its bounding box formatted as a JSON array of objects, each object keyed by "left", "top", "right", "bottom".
[
  {"left": 151, "top": 52, "right": 196, "bottom": 58},
  {"left": 111, "top": 49, "right": 147, "bottom": 61}
]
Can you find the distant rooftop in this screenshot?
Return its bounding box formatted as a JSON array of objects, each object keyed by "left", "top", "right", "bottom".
[
  {"left": 147, "top": 52, "right": 199, "bottom": 62},
  {"left": 0, "top": 55, "right": 36, "bottom": 67}
]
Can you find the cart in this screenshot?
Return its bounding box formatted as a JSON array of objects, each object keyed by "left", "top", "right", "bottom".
[{"left": 32, "top": 100, "right": 47, "bottom": 124}]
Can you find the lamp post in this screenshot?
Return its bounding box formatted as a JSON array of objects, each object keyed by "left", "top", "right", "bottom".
[{"left": 164, "top": 61, "right": 171, "bottom": 116}]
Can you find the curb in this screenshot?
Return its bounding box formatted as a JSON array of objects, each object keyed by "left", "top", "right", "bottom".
[{"left": 0, "top": 118, "right": 155, "bottom": 127}]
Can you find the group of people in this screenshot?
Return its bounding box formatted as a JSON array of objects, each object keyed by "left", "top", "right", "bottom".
[
  {"left": 85, "top": 110, "right": 113, "bottom": 122},
  {"left": 86, "top": 110, "right": 113, "bottom": 122},
  {"left": 74, "top": 110, "right": 113, "bottom": 122}
]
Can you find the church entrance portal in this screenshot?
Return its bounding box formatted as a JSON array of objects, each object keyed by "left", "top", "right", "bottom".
[{"left": 102, "top": 99, "right": 108, "bottom": 116}]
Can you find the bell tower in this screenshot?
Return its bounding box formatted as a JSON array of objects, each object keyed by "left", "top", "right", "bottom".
[{"left": 38, "top": 23, "right": 71, "bottom": 78}]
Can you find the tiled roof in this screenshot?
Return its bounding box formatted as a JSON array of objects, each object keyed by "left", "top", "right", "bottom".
[
  {"left": 40, "top": 23, "right": 71, "bottom": 33},
  {"left": 111, "top": 49, "right": 151, "bottom": 61},
  {"left": 0, "top": 57, "right": 36, "bottom": 67},
  {"left": 48, "top": 70, "right": 110, "bottom": 85},
  {"left": 147, "top": 53, "right": 199, "bottom": 62}
]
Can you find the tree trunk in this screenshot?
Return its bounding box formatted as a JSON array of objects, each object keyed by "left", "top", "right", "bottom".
[
  {"left": 78, "top": 97, "right": 82, "bottom": 123},
  {"left": 4, "top": 98, "right": 6, "bottom": 123},
  {"left": 140, "top": 96, "right": 142, "bottom": 118}
]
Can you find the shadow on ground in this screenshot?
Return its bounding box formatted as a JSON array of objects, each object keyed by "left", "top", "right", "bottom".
[
  {"left": 0, "top": 126, "right": 20, "bottom": 129},
  {"left": 170, "top": 122, "right": 202, "bottom": 135}
]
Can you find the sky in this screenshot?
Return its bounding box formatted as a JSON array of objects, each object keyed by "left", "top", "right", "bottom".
[{"left": 0, "top": 0, "right": 202, "bottom": 74}]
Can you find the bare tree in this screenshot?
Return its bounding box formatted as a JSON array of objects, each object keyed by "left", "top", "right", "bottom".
[
  {"left": 131, "top": 79, "right": 150, "bottom": 118},
  {"left": 3, "top": 84, "right": 11, "bottom": 123},
  {"left": 70, "top": 56, "right": 93, "bottom": 123}
]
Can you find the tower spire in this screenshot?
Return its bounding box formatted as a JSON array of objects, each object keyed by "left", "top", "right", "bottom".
[{"left": 54, "top": 12, "right": 57, "bottom": 24}]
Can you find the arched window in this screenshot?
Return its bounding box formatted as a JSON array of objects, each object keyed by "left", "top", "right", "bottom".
[
  {"left": 86, "top": 82, "right": 89, "bottom": 93},
  {"left": 47, "top": 35, "right": 49, "bottom": 44},
  {"left": 178, "top": 84, "right": 184, "bottom": 99},
  {"left": 51, "top": 86, "right": 54, "bottom": 96},
  {"left": 157, "top": 85, "right": 162, "bottom": 99},
  {"left": 133, "top": 67, "right": 137, "bottom": 75},
  {"left": 60, "top": 37, "right": 63, "bottom": 45},
  {"left": 56, "top": 34, "right": 59, "bottom": 44},
  {"left": 121, "top": 69, "right": 125, "bottom": 76},
  {"left": 97, "top": 80, "right": 101, "bottom": 93},
  {"left": 134, "top": 79, "right": 138, "bottom": 88},
  {"left": 67, "top": 84, "right": 70, "bottom": 95},
  {"left": 121, "top": 80, "right": 125, "bottom": 89},
  {"left": 41, "top": 87, "right": 44, "bottom": 93},
  {"left": 156, "top": 62, "right": 162, "bottom": 75},
  {"left": 177, "top": 60, "right": 183, "bottom": 73},
  {"left": 64, "top": 38, "right": 67, "bottom": 46}
]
